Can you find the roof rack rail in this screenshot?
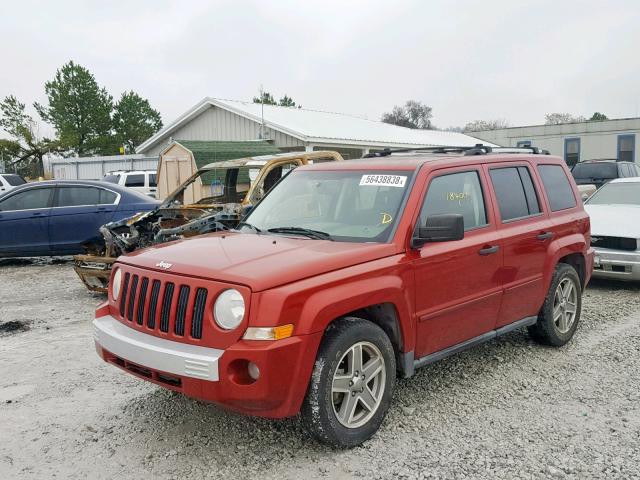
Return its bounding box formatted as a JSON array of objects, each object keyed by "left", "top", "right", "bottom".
[{"left": 363, "top": 144, "right": 550, "bottom": 158}]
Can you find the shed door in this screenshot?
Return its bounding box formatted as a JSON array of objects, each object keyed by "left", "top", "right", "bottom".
[{"left": 159, "top": 156, "right": 191, "bottom": 200}]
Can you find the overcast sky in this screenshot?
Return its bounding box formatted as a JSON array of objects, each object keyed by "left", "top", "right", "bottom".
[{"left": 2, "top": 0, "right": 639, "bottom": 136}]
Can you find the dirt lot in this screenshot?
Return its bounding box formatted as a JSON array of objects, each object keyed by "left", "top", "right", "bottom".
[{"left": 1, "top": 261, "right": 639, "bottom": 480}]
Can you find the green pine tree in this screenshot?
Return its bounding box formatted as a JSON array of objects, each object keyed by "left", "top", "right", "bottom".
[
  {"left": 35, "top": 61, "right": 113, "bottom": 155},
  {"left": 113, "top": 91, "right": 163, "bottom": 152}
]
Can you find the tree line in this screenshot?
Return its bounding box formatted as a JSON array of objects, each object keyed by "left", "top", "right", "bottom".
[
  {"left": 380, "top": 100, "right": 610, "bottom": 133},
  {"left": 0, "top": 61, "right": 163, "bottom": 177}
]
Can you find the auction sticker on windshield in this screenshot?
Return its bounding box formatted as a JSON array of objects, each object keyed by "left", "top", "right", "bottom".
[{"left": 359, "top": 174, "right": 407, "bottom": 187}]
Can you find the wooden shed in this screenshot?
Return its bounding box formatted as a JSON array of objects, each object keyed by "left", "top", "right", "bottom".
[{"left": 157, "top": 140, "right": 281, "bottom": 201}]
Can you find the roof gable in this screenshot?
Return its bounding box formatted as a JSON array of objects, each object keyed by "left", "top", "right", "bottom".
[{"left": 138, "top": 97, "right": 491, "bottom": 153}]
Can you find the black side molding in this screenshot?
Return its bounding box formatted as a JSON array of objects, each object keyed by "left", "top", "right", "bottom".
[{"left": 411, "top": 316, "right": 538, "bottom": 372}]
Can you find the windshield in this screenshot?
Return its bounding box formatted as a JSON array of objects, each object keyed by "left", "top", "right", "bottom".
[
  {"left": 103, "top": 174, "right": 121, "bottom": 184},
  {"left": 586, "top": 182, "right": 640, "bottom": 206},
  {"left": 2, "top": 174, "right": 26, "bottom": 186},
  {"left": 572, "top": 163, "right": 617, "bottom": 180},
  {"left": 243, "top": 169, "right": 414, "bottom": 243},
  {"left": 168, "top": 164, "right": 295, "bottom": 206}
]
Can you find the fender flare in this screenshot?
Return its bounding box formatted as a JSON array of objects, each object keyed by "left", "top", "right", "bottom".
[
  {"left": 543, "top": 233, "right": 588, "bottom": 292},
  {"left": 296, "top": 274, "right": 415, "bottom": 353}
]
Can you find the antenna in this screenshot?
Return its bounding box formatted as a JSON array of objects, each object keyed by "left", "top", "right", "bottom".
[{"left": 259, "top": 84, "right": 265, "bottom": 140}]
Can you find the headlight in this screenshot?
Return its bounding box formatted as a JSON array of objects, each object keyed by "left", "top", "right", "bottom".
[
  {"left": 214, "top": 289, "right": 245, "bottom": 330},
  {"left": 112, "top": 268, "right": 122, "bottom": 301}
]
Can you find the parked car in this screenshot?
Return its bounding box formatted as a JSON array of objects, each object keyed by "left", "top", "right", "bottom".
[
  {"left": 0, "top": 180, "right": 158, "bottom": 258},
  {"left": 571, "top": 160, "right": 640, "bottom": 190},
  {"left": 584, "top": 178, "right": 640, "bottom": 280},
  {"left": 102, "top": 170, "right": 157, "bottom": 198},
  {"left": 75, "top": 151, "right": 343, "bottom": 292},
  {"left": 0, "top": 173, "right": 27, "bottom": 194},
  {"left": 92, "top": 146, "right": 592, "bottom": 447}
]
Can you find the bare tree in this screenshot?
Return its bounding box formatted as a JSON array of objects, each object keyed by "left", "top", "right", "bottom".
[
  {"left": 463, "top": 119, "right": 509, "bottom": 132},
  {"left": 544, "top": 113, "right": 585, "bottom": 125},
  {"left": 382, "top": 100, "right": 433, "bottom": 129}
]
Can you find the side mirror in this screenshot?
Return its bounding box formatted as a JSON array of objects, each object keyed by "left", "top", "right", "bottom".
[{"left": 412, "top": 214, "right": 464, "bottom": 248}]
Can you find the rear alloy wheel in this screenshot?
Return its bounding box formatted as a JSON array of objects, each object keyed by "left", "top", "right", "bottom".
[
  {"left": 553, "top": 278, "right": 578, "bottom": 334},
  {"left": 301, "top": 318, "right": 395, "bottom": 448},
  {"left": 529, "top": 263, "right": 582, "bottom": 346}
]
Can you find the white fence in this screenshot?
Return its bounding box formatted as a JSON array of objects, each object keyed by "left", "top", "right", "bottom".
[{"left": 50, "top": 154, "right": 159, "bottom": 180}]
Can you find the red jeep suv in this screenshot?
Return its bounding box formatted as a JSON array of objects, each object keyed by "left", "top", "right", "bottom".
[{"left": 93, "top": 145, "right": 593, "bottom": 447}]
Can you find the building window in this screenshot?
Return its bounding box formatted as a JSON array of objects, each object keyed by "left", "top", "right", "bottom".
[
  {"left": 618, "top": 134, "right": 635, "bottom": 162},
  {"left": 564, "top": 138, "right": 580, "bottom": 167},
  {"left": 516, "top": 140, "right": 532, "bottom": 148}
]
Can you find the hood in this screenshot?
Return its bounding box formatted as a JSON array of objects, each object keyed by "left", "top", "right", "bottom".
[
  {"left": 584, "top": 204, "right": 640, "bottom": 238},
  {"left": 119, "top": 231, "right": 398, "bottom": 291}
]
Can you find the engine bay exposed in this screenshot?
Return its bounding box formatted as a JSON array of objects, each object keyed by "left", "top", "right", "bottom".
[{"left": 101, "top": 204, "right": 240, "bottom": 257}]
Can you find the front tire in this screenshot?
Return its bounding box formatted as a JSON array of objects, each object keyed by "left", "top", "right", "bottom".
[
  {"left": 301, "top": 317, "right": 396, "bottom": 448},
  {"left": 529, "top": 263, "right": 582, "bottom": 346}
]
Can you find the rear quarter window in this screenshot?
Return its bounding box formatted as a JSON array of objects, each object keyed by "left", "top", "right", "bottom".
[{"left": 537, "top": 164, "right": 577, "bottom": 211}]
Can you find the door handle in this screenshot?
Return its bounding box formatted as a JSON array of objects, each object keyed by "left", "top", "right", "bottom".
[
  {"left": 536, "top": 231, "right": 554, "bottom": 240},
  {"left": 31, "top": 212, "right": 43, "bottom": 217},
  {"left": 479, "top": 245, "right": 499, "bottom": 256}
]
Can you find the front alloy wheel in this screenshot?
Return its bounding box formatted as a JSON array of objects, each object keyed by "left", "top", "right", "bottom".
[
  {"left": 301, "top": 318, "right": 396, "bottom": 448},
  {"left": 332, "top": 341, "right": 386, "bottom": 429}
]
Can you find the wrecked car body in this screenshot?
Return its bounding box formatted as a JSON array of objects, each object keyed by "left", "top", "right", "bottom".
[{"left": 74, "top": 151, "right": 343, "bottom": 292}]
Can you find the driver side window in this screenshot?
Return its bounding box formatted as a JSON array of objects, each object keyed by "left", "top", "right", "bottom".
[{"left": 419, "top": 170, "right": 488, "bottom": 231}]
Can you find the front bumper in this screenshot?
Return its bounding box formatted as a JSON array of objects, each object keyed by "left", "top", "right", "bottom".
[
  {"left": 94, "top": 316, "right": 222, "bottom": 380},
  {"left": 592, "top": 247, "right": 640, "bottom": 281},
  {"left": 94, "top": 314, "right": 322, "bottom": 418}
]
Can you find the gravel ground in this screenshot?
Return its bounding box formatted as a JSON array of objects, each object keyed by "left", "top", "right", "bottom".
[{"left": 1, "top": 261, "right": 639, "bottom": 479}]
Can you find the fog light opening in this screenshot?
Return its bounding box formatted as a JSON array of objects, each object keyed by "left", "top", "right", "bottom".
[{"left": 248, "top": 362, "right": 260, "bottom": 381}]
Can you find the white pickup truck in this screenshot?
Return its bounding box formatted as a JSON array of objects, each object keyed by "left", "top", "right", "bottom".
[{"left": 102, "top": 170, "right": 157, "bottom": 198}]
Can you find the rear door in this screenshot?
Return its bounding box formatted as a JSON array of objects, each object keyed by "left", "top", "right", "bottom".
[
  {"left": 0, "top": 186, "right": 54, "bottom": 256},
  {"left": 48, "top": 186, "right": 118, "bottom": 254},
  {"left": 485, "top": 163, "right": 552, "bottom": 327},
  {"left": 413, "top": 167, "right": 503, "bottom": 357}
]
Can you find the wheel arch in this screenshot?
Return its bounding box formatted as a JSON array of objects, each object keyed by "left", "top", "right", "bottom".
[
  {"left": 544, "top": 234, "right": 589, "bottom": 291},
  {"left": 294, "top": 276, "right": 415, "bottom": 377}
]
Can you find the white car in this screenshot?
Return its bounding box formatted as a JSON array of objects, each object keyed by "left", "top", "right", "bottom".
[
  {"left": 0, "top": 173, "right": 27, "bottom": 194},
  {"left": 102, "top": 170, "right": 157, "bottom": 198},
  {"left": 584, "top": 178, "right": 640, "bottom": 281}
]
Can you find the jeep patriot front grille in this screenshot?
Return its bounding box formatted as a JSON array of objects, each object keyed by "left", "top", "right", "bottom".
[{"left": 118, "top": 271, "right": 208, "bottom": 340}]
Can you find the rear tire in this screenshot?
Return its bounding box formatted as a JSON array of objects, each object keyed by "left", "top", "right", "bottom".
[
  {"left": 301, "top": 317, "right": 396, "bottom": 448},
  {"left": 529, "top": 263, "right": 582, "bottom": 346}
]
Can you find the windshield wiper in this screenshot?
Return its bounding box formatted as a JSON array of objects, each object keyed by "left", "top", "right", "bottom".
[
  {"left": 267, "top": 227, "right": 333, "bottom": 241},
  {"left": 236, "top": 222, "right": 262, "bottom": 234}
]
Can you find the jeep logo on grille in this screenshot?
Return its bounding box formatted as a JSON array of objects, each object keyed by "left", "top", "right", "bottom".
[{"left": 155, "top": 261, "right": 173, "bottom": 270}]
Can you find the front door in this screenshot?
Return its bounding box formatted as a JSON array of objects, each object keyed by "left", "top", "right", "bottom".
[
  {"left": 0, "top": 187, "right": 54, "bottom": 256},
  {"left": 48, "top": 186, "right": 118, "bottom": 254},
  {"left": 412, "top": 168, "right": 503, "bottom": 358}
]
